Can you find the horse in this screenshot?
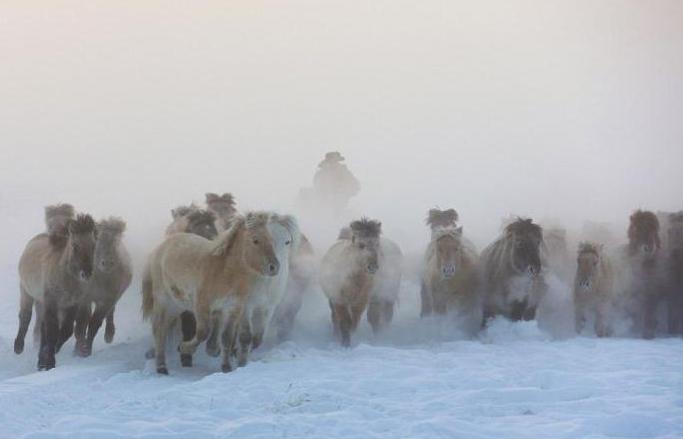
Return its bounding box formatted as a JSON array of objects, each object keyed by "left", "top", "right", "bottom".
[
  {"left": 320, "top": 219, "right": 381, "bottom": 347},
  {"left": 623, "top": 210, "right": 662, "bottom": 339},
  {"left": 15, "top": 212, "right": 97, "bottom": 370},
  {"left": 165, "top": 205, "right": 218, "bottom": 240},
  {"left": 420, "top": 226, "right": 480, "bottom": 331},
  {"left": 426, "top": 208, "right": 459, "bottom": 236},
  {"left": 479, "top": 218, "right": 545, "bottom": 323},
  {"left": 663, "top": 212, "right": 683, "bottom": 334},
  {"left": 73, "top": 218, "right": 132, "bottom": 357},
  {"left": 272, "top": 234, "right": 315, "bottom": 342},
  {"left": 573, "top": 242, "right": 615, "bottom": 336},
  {"left": 142, "top": 211, "right": 297, "bottom": 374},
  {"left": 205, "top": 192, "right": 237, "bottom": 232}
]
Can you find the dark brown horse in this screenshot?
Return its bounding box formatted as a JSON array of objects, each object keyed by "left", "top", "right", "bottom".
[
  {"left": 479, "top": 218, "right": 545, "bottom": 322},
  {"left": 625, "top": 210, "right": 662, "bottom": 339}
]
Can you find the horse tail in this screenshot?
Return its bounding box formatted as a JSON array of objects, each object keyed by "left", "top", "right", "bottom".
[{"left": 141, "top": 262, "right": 154, "bottom": 321}]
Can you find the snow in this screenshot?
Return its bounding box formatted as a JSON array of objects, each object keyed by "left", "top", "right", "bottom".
[{"left": 0, "top": 276, "right": 682, "bottom": 438}]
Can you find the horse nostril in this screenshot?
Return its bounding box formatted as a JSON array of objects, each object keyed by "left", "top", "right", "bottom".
[{"left": 268, "top": 262, "right": 279, "bottom": 275}]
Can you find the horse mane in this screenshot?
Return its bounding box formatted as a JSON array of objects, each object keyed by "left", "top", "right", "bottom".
[
  {"left": 171, "top": 204, "right": 198, "bottom": 220},
  {"left": 350, "top": 218, "right": 382, "bottom": 238},
  {"left": 69, "top": 214, "right": 96, "bottom": 235},
  {"left": 426, "top": 208, "right": 458, "bottom": 229},
  {"left": 97, "top": 217, "right": 126, "bottom": 236},
  {"left": 187, "top": 209, "right": 216, "bottom": 226},
  {"left": 432, "top": 226, "right": 463, "bottom": 241},
  {"left": 505, "top": 217, "right": 542, "bottom": 237},
  {"left": 45, "top": 203, "right": 76, "bottom": 247},
  {"left": 578, "top": 241, "right": 602, "bottom": 256},
  {"left": 205, "top": 192, "right": 235, "bottom": 206},
  {"left": 628, "top": 210, "right": 660, "bottom": 248}
]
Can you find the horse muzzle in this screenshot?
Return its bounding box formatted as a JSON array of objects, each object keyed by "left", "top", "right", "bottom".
[
  {"left": 367, "top": 262, "right": 379, "bottom": 274},
  {"left": 264, "top": 259, "right": 280, "bottom": 276},
  {"left": 441, "top": 264, "right": 456, "bottom": 278}
]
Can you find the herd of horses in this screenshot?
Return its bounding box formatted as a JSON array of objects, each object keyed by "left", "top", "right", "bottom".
[{"left": 13, "top": 194, "right": 683, "bottom": 374}]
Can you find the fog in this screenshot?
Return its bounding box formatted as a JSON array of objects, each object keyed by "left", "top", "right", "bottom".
[{"left": 2, "top": 1, "right": 682, "bottom": 277}]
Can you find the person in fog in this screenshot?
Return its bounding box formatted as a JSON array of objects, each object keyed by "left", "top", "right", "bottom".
[{"left": 311, "top": 151, "right": 360, "bottom": 214}]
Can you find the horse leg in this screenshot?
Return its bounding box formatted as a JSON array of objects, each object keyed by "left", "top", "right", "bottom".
[
  {"left": 55, "top": 304, "right": 78, "bottom": 353},
  {"left": 152, "top": 308, "right": 171, "bottom": 374},
  {"left": 221, "top": 308, "right": 242, "bottom": 373},
  {"left": 237, "top": 313, "right": 252, "bottom": 367},
  {"left": 104, "top": 306, "right": 116, "bottom": 343},
  {"left": 433, "top": 290, "right": 448, "bottom": 315},
  {"left": 178, "top": 301, "right": 210, "bottom": 356},
  {"left": 74, "top": 302, "right": 91, "bottom": 356},
  {"left": 38, "top": 297, "right": 59, "bottom": 371},
  {"left": 334, "top": 304, "right": 352, "bottom": 347},
  {"left": 642, "top": 294, "right": 657, "bottom": 339},
  {"left": 381, "top": 300, "right": 394, "bottom": 328},
  {"left": 33, "top": 301, "right": 43, "bottom": 347},
  {"left": 205, "top": 310, "right": 222, "bottom": 357},
  {"left": 574, "top": 303, "right": 586, "bottom": 334},
  {"left": 179, "top": 311, "right": 196, "bottom": 367},
  {"left": 80, "top": 303, "right": 109, "bottom": 357},
  {"left": 14, "top": 287, "right": 34, "bottom": 354},
  {"left": 329, "top": 299, "right": 340, "bottom": 338},
  {"left": 420, "top": 281, "right": 433, "bottom": 318},
  {"left": 250, "top": 307, "right": 269, "bottom": 350},
  {"left": 367, "top": 298, "right": 382, "bottom": 334}
]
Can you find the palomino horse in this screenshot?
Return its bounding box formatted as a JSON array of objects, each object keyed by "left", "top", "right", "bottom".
[
  {"left": 272, "top": 234, "right": 315, "bottom": 342},
  {"left": 479, "top": 218, "right": 545, "bottom": 323},
  {"left": 205, "top": 192, "right": 237, "bottom": 232},
  {"left": 143, "top": 211, "right": 297, "bottom": 374},
  {"left": 421, "top": 226, "right": 480, "bottom": 332},
  {"left": 74, "top": 218, "right": 132, "bottom": 356},
  {"left": 15, "top": 212, "right": 97, "bottom": 370},
  {"left": 573, "top": 242, "right": 615, "bottom": 336},
  {"left": 624, "top": 210, "right": 662, "bottom": 339},
  {"left": 321, "top": 219, "right": 402, "bottom": 346}
]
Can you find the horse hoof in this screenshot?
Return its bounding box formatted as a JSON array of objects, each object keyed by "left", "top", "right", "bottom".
[
  {"left": 180, "top": 354, "right": 193, "bottom": 367},
  {"left": 38, "top": 360, "right": 55, "bottom": 371},
  {"left": 145, "top": 348, "right": 156, "bottom": 359},
  {"left": 104, "top": 327, "right": 115, "bottom": 344},
  {"left": 157, "top": 366, "right": 169, "bottom": 375},
  {"left": 237, "top": 357, "right": 248, "bottom": 368},
  {"left": 221, "top": 363, "right": 232, "bottom": 373},
  {"left": 14, "top": 339, "right": 24, "bottom": 355}
]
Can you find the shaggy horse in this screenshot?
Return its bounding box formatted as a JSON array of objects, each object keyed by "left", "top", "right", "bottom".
[
  {"left": 15, "top": 212, "right": 97, "bottom": 370},
  {"left": 74, "top": 218, "right": 132, "bottom": 356},
  {"left": 421, "top": 226, "right": 480, "bottom": 331},
  {"left": 165, "top": 205, "right": 218, "bottom": 240},
  {"left": 143, "top": 211, "right": 297, "bottom": 374},
  {"left": 623, "top": 210, "right": 662, "bottom": 339},
  {"left": 479, "top": 218, "right": 545, "bottom": 322},
  {"left": 272, "top": 234, "right": 315, "bottom": 342},
  {"left": 573, "top": 242, "right": 615, "bottom": 336},
  {"left": 205, "top": 192, "right": 237, "bottom": 232}
]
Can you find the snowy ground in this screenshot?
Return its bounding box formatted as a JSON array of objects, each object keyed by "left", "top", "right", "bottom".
[{"left": 0, "top": 274, "right": 682, "bottom": 438}]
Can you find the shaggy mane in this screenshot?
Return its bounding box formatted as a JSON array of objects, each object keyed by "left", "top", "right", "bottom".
[
  {"left": 426, "top": 208, "right": 458, "bottom": 229},
  {"left": 69, "top": 214, "right": 96, "bottom": 234},
  {"left": 187, "top": 209, "right": 216, "bottom": 225},
  {"left": 505, "top": 217, "right": 542, "bottom": 236},
  {"left": 171, "top": 204, "right": 198, "bottom": 220},
  {"left": 432, "top": 226, "right": 463, "bottom": 241},
  {"left": 98, "top": 217, "right": 126, "bottom": 236},
  {"left": 206, "top": 192, "right": 235, "bottom": 206},
  {"left": 578, "top": 242, "right": 601, "bottom": 255},
  {"left": 350, "top": 218, "right": 382, "bottom": 238}
]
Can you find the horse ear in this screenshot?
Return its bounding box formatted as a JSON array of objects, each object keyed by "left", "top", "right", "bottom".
[
  {"left": 205, "top": 193, "right": 219, "bottom": 203},
  {"left": 455, "top": 226, "right": 463, "bottom": 236},
  {"left": 212, "top": 216, "right": 244, "bottom": 257}
]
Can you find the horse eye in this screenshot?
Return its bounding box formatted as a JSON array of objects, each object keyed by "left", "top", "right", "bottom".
[
  {"left": 285, "top": 240, "right": 291, "bottom": 245},
  {"left": 358, "top": 243, "right": 366, "bottom": 250},
  {"left": 253, "top": 239, "right": 259, "bottom": 245}
]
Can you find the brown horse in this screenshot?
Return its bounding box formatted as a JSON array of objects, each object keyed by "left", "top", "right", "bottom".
[
  {"left": 16, "top": 212, "right": 97, "bottom": 370},
  {"left": 74, "top": 218, "right": 132, "bottom": 356},
  {"left": 143, "top": 211, "right": 296, "bottom": 374},
  {"left": 573, "top": 242, "right": 615, "bottom": 336},
  {"left": 624, "top": 210, "right": 662, "bottom": 339},
  {"left": 421, "top": 226, "right": 480, "bottom": 330},
  {"left": 320, "top": 219, "right": 382, "bottom": 346},
  {"left": 205, "top": 192, "right": 237, "bottom": 232},
  {"left": 479, "top": 218, "right": 545, "bottom": 322}
]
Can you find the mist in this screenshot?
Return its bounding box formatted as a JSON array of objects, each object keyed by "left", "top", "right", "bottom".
[{"left": 2, "top": 1, "right": 682, "bottom": 299}]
